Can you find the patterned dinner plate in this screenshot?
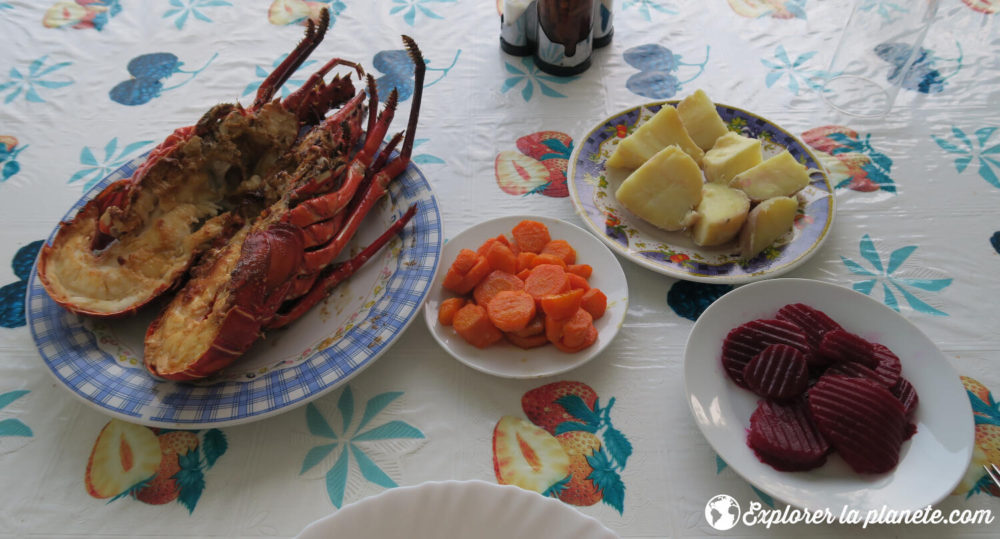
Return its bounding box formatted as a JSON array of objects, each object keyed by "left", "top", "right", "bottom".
[
  {"left": 26, "top": 154, "right": 441, "bottom": 428},
  {"left": 567, "top": 101, "right": 834, "bottom": 283}
]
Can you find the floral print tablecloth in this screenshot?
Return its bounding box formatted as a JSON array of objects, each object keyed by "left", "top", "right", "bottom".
[{"left": 1, "top": 0, "right": 999, "bottom": 537}]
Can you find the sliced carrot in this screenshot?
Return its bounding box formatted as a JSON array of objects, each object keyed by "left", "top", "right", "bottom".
[
  {"left": 539, "top": 288, "right": 585, "bottom": 321},
  {"left": 545, "top": 314, "right": 565, "bottom": 344},
  {"left": 561, "top": 308, "right": 593, "bottom": 348},
  {"left": 486, "top": 290, "right": 536, "bottom": 332},
  {"left": 516, "top": 268, "right": 532, "bottom": 281},
  {"left": 484, "top": 241, "right": 517, "bottom": 274},
  {"left": 553, "top": 324, "right": 598, "bottom": 353},
  {"left": 530, "top": 253, "right": 567, "bottom": 269},
  {"left": 524, "top": 264, "right": 570, "bottom": 301},
  {"left": 473, "top": 270, "right": 524, "bottom": 306},
  {"left": 505, "top": 332, "right": 549, "bottom": 349},
  {"left": 516, "top": 252, "right": 537, "bottom": 273},
  {"left": 442, "top": 249, "right": 489, "bottom": 294},
  {"left": 511, "top": 314, "right": 544, "bottom": 337},
  {"left": 540, "top": 239, "right": 576, "bottom": 265},
  {"left": 511, "top": 220, "right": 551, "bottom": 253},
  {"left": 437, "top": 297, "right": 467, "bottom": 326},
  {"left": 452, "top": 304, "right": 503, "bottom": 348},
  {"left": 581, "top": 288, "right": 607, "bottom": 320},
  {"left": 457, "top": 257, "right": 492, "bottom": 293},
  {"left": 451, "top": 248, "right": 480, "bottom": 273},
  {"left": 566, "top": 272, "right": 590, "bottom": 291},
  {"left": 476, "top": 235, "right": 508, "bottom": 256},
  {"left": 566, "top": 264, "right": 593, "bottom": 279},
  {"left": 442, "top": 267, "right": 466, "bottom": 293}
]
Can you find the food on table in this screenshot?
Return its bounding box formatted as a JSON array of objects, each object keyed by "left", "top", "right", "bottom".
[
  {"left": 493, "top": 415, "right": 570, "bottom": 493},
  {"left": 37, "top": 10, "right": 427, "bottom": 381},
  {"left": 729, "top": 150, "right": 811, "bottom": 202},
  {"left": 747, "top": 399, "right": 829, "bottom": 472},
  {"left": 691, "top": 183, "right": 751, "bottom": 247},
  {"left": 438, "top": 220, "right": 605, "bottom": 353},
  {"left": 85, "top": 420, "right": 162, "bottom": 499},
  {"left": 607, "top": 90, "right": 817, "bottom": 259},
  {"left": 742, "top": 344, "right": 809, "bottom": 401},
  {"left": 606, "top": 104, "right": 704, "bottom": 169},
  {"left": 738, "top": 196, "right": 797, "bottom": 259},
  {"left": 809, "top": 375, "right": 909, "bottom": 474},
  {"left": 676, "top": 89, "right": 730, "bottom": 151},
  {"left": 722, "top": 304, "right": 919, "bottom": 475},
  {"left": 614, "top": 146, "right": 703, "bottom": 231},
  {"left": 702, "top": 132, "right": 763, "bottom": 184}
]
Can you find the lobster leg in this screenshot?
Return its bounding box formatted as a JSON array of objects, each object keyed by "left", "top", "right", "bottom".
[
  {"left": 253, "top": 9, "right": 330, "bottom": 109},
  {"left": 267, "top": 204, "right": 417, "bottom": 329}
]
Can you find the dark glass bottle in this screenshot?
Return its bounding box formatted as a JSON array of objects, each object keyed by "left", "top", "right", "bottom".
[{"left": 534, "top": 0, "right": 594, "bottom": 76}]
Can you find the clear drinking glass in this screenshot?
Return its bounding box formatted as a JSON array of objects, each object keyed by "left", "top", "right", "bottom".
[{"left": 822, "top": 0, "right": 941, "bottom": 118}]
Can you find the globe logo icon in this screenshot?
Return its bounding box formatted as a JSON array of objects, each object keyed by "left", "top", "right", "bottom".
[{"left": 705, "top": 494, "right": 741, "bottom": 531}]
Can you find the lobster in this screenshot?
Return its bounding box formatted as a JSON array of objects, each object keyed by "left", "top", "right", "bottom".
[{"left": 37, "top": 10, "right": 427, "bottom": 381}]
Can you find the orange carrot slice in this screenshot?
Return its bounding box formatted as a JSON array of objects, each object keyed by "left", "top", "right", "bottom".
[
  {"left": 484, "top": 241, "right": 518, "bottom": 274},
  {"left": 453, "top": 304, "right": 503, "bottom": 348},
  {"left": 566, "top": 272, "right": 590, "bottom": 291},
  {"left": 524, "top": 264, "right": 570, "bottom": 301},
  {"left": 505, "top": 332, "right": 549, "bottom": 349},
  {"left": 560, "top": 308, "right": 594, "bottom": 348},
  {"left": 516, "top": 252, "right": 537, "bottom": 273},
  {"left": 473, "top": 270, "right": 524, "bottom": 306},
  {"left": 511, "top": 220, "right": 551, "bottom": 253},
  {"left": 539, "top": 288, "right": 585, "bottom": 321},
  {"left": 581, "top": 288, "right": 607, "bottom": 320},
  {"left": 553, "top": 324, "right": 598, "bottom": 353},
  {"left": 566, "top": 264, "right": 593, "bottom": 279},
  {"left": 511, "top": 314, "right": 544, "bottom": 337},
  {"left": 486, "top": 290, "right": 536, "bottom": 332},
  {"left": 530, "top": 253, "right": 567, "bottom": 269},
  {"left": 540, "top": 239, "right": 576, "bottom": 265},
  {"left": 437, "top": 297, "right": 467, "bottom": 326}
]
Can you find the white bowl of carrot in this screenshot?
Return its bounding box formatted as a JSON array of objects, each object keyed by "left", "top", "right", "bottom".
[{"left": 423, "top": 215, "right": 628, "bottom": 379}]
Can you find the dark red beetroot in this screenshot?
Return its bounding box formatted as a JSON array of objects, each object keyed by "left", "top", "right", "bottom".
[
  {"left": 892, "top": 377, "right": 919, "bottom": 420},
  {"left": 809, "top": 375, "right": 908, "bottom": 474},
  {"left": 722, "top": 319, "right": 811, "bottom": 387},
  {"left": 817, "top": 329, "right": 877, "bottom": 368},
  {"left": 776, "top": 303, "right": 843, "bottom": 350},
  {"left": 825, "top": 361, "right": 882, "bottom": 384},
  {"left": 872, "top": 344, "right": 902, "bottom": 388},
  {"left": 742, "top": 344, "right": 809, "bottom": 401},
  {"left": 747, "top": 399, "right": 829, "bottom": 472}
]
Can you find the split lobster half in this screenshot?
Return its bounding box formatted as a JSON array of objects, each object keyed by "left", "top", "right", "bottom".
[{"left": 37, "top": 10, "right": 427, "bottom": 381}]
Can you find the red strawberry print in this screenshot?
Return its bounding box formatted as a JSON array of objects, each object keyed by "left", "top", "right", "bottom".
[{"left": 522, "top": 381, "right": 598, "bottom": 434}]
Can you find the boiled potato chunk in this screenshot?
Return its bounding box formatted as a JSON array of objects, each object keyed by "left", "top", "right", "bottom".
[
  {"left": 729, "top": 150, "right": 810, "bottom": 202},
  {"left": 703, "top": 132, "right": 763, "bottom": 184},
  {"left": 677, "top": 89, "right": 730, "bottom": 151},
  {"left": 615, "top": 146, "right": 703, "bottom": 231},
  {"left": 607, "top": 105, "right": 704, "bottom": 169},
  {"left": 739, "top": 196, "right": 798, "bottom": 258},
  {"left": 691, "top": 184, "right": 750, "bottom": 247}
]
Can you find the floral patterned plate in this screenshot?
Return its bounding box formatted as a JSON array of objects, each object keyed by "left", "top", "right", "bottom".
[
  {"left": 567, "top": 101, "right": 834, "bottom": 283},
  {"left": 27, "top": 154, "right": 441, "bottom": 428}
]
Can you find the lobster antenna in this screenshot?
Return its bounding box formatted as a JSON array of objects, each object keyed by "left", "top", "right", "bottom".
[{"left": 400, "top": 35, "right": 424, "bottom": 160}]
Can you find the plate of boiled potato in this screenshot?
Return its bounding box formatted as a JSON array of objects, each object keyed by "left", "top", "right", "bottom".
[{"left": 567, "top": 90, "right": 834, "bottom": 283}]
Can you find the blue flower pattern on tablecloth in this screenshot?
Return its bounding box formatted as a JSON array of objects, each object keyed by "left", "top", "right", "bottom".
[
  {"left": 0, "top": 56, "right": 73, "bottom": 104},
  {"left": 828, "top": 131, "right": 896, "bottom": 193},
  {"left": 623, "top": 44, "right": 709, "bottom": 99},
  {"left": 0, "top": 3, "right": 12, "bottom": 10},
  {"left": 502, "top": 57, "right": 577, "bottom": 102},
  {"left": 110, "top": 52, "right": 217, "bottom": 106},
  {"left": 389, "top": 0, "right": 456, "bottom": 27},
  {"left": 163, "top": 0, "right": 232, "bottom": 30},
  {"left": 841, "top": 234, "right": 952, "bottom": 316},
  {"left": 667, "top": 281, "right": 733, "bottom": 322},
  {"left": 68, "top": 138, "right": 153, "bottom": 191},
  {"left": 621, "top": 0, "right": 677, "bottom": 21},
  {"left": 242, "top": 54, "right": 317, "bottom": 99},
  {"left": 932, "top": 127, "right": 1000, "bottom": 189},
  {"left": 301, "top": 386, "right": 424, "bottom": 508},
  {"left": 0, "top": 391, "right": 32, "bottom": 437},
  {"left": 0, "top": 137, "right": 26, "bottom": 183},
  {"left": 372, "top": 48, "right": 460, "bottom": 104},
  {"left": 875, "top": 41, "right": 963, "bottom": 94},
  {"left": 858, "top": 0, "right": 908, "bottom": 21},
  {"left": 0, "top": 241, "right": 44, "bottom": 329},
  {"left": 410, "top": 139, "right": 444, "bottom": 166},
  {"left": 761, "top": 45, "right": 833, "bottom": 95}
]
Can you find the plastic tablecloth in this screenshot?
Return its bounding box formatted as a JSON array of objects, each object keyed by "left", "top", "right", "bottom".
[{"left": 1, "top": 0, "right": 999, "bottom": 537}]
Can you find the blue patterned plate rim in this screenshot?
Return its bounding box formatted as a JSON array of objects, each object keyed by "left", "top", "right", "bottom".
[
  {"left": 568, "top": 100, "right": 835, "bottom": 284},
  {"left": 26, "top": 152, "right": 442, "bottom": 428}
]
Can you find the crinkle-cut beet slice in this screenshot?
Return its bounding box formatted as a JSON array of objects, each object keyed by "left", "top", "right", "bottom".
[
  {"left": 817, "top": 329, "right": 877, "bottom": 368},
  {"left": 776, "top": 303, "right": 843, "bottom": 350},
  {"left": 742, "top": 344, "right": 809, "bottom": 401},
  {"left": 871, "top": 344, "right": 902, "bottom": 388},
  {"left": 826, "top": 361, "right": 881, "bottom": 383},
  {"left": 892, "top": 377, "right": 919, "bottom": 420},
  {"left": 809, "top": 375, "right": 908, "bottom": 474},
  {"left": 747, "top": 399, "right": 829, "bottom": 472},
  {"left": 721, "top": 319, "right": 812, "bottom": 387}
]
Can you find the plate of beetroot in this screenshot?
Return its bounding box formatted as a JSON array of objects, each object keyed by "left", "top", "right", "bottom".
[{"left": 684, "top": 278, "right": 973, "bottom": 512}]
